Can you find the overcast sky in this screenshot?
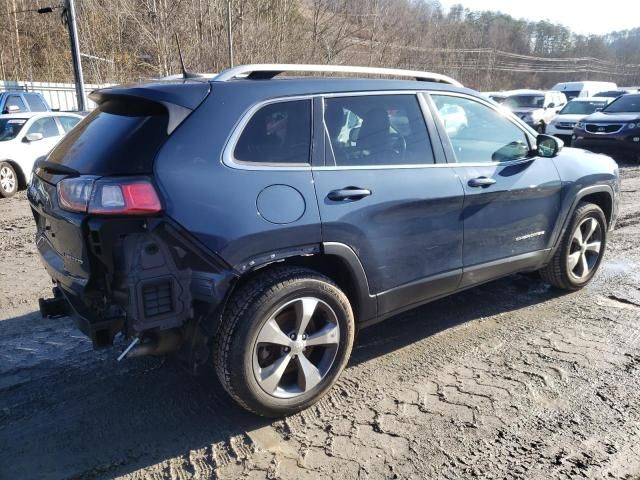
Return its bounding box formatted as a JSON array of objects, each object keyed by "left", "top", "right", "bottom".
[{"left": 438, "top": 0, "right": 640, "bottom": 35}]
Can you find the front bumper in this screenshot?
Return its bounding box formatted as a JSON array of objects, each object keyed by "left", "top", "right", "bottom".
[{"left": 573, "top": 132, "right": 640, "bottom": 157}]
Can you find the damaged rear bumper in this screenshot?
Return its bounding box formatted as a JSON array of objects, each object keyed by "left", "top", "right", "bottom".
[{"left": 35, "top": 214, "right": 237, "bottom": 350}]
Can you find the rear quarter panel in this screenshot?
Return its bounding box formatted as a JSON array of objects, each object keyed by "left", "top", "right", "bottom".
[{"left": 153, "top": 84, "right": 322, "bottom": 270}]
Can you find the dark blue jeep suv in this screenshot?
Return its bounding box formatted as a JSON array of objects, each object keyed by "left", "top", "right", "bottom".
[{"left": 28, "top": 64, "right": 620, "bottom": 416}]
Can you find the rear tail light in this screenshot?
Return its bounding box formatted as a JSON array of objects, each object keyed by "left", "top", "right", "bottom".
[
  {"left": 57, "top": 176, "right": 95, "bottom": 212},
  {"left": 57, "top": 176, "right": 162, "bottom": 215}
]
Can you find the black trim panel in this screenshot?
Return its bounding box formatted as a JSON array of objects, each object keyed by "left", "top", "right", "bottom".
[
  {"left": 377, "top": 268, "right": 462, "bottom": 316},
  {"left": 360, "top": 249, "right": 550, "bottom": 329},
  {"left": 460, "top": 249, "right": 549, "bottom": 288},
  {"left": 322, "top": 242, "right": 377, "bottom": 323}
]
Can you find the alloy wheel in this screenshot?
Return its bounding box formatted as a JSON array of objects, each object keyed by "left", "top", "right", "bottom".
[
  {"left": 252, "top": 297, "right": 340, "bottom": 399},
  {"left": 567, "top": 216, "right": 602, "bottom": 281},
  {"left": 0, "top": 165, "right": 16, "bottom": 194}
]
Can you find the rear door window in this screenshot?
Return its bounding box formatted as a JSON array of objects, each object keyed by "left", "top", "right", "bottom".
[
  {"left": 323, "top": 94, "right": 434, "bottom": 166},
  {"left": 234, "top": 100, "right": 311, "bottom": 165},
  {"left": 27, "top": 117, "right": 60, "bottom": 138},
  {"left": 24, "top": 94, "right": 48, "bottom": 112},
  {"left": 58, "top": 116, "right": 81, "bottom": 132}
]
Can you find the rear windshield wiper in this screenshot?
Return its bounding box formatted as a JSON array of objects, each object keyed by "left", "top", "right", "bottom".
[{"left": 35, "top": 159, "right": 80, "bottom": 177}]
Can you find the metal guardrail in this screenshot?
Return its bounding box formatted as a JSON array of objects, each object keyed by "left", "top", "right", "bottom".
[{"left": 0, "top": 80, "right": 112, "bottom": 111}]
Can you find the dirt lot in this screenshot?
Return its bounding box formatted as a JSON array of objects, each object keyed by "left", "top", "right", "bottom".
[{"left": 1, "top": 163, "right": 640, "bottom": 480}]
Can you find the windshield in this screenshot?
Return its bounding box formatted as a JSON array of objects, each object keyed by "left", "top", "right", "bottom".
[
  {"left": 603, "top": 95, "right": 640, "bottom": 113},
  {"left": 560, "top": 100, "right": 607, "bottom": 115},
  {"left": 0, "top": 118, "right": 27, "bottom": 141},
  {"left": 504, "top": 95, "right": 544, "bottom": 109}
]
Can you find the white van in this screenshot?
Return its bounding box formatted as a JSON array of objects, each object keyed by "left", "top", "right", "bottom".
[{"left": 551, "top": 81, "right": 617, "bottom": 101}]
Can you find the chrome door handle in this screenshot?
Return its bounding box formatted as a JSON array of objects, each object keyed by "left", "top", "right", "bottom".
[
  {"left": 327, "top": 187, "right": 372, "bottom": 201},
  {"left": 468, "top": 177, "right": 496, "bottom": 188}
]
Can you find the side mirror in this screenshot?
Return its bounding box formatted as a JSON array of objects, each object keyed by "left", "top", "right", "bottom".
[
  {"left": 537, "top": 134, "right": 563, "bottom": 158},
  {"left": 546, "top": 103, "right": 555, "bottom": 109},
  {"left": 25, "top": 132, "right": 44, "bottom": 142}
]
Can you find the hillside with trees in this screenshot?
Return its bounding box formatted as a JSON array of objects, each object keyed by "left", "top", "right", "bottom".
[{"left": 1, "top": 0, "right": 639, "bottom": 90}]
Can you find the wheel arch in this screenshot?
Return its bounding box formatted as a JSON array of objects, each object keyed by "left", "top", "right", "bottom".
[
  {"left": 0, "top": 159, "right": 27, "bottom": 190},
  {"left": 550, "top": 184, "right": 614, "bottom": 255},
  {"left": 227, "top": 243, "right": 377, "bottom": 325}
]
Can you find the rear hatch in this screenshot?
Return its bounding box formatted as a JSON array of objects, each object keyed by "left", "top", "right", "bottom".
[{"left": 28, "top": 80, "right": 210, "bottom": 293}]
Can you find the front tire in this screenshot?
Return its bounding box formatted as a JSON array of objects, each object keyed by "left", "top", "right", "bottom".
[
  {"left": 214, "top": 266, "right": 355, "bottom": 417},
  {"left": 0, "top": 162, "right": 18, "bottom": 198},
  {"left": 540, "top": 202, "right": 607, "bottom": 290}
]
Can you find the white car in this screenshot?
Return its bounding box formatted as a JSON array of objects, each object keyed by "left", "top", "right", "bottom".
[
  {"left": 546, "top": 97, "right": 614, "bottom": 144},
  {"left": 0, "top": 112, "right": 83, "bottom": 197},
  {"left": 437, "top": 102, "right": 468, "bottom": 136},
  {"left": 502, "top": 90, "right": 568, "bottom": 133},
  {"left": 551, "top": 81, "right": 618, "bottom": 101}
]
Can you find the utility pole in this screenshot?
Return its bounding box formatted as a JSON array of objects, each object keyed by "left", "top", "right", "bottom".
[
  {"left": 64, "top": 0, "right": 86, "bottom": 111},
  {"left": 227, "top": 0, "right": 233, "bottom": 67}
]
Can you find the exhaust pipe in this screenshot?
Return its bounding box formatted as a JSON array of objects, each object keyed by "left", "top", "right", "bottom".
[{"left": 120, "top": 329, "right": 182, "bottom": 360}]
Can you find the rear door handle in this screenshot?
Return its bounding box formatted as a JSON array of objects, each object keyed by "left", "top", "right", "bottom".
[
  {"left": 327, "top": 187, "right": 372, "bottom": 201},
  {"left": 468, "top": 177, "right": 496, "bottom": 188}
]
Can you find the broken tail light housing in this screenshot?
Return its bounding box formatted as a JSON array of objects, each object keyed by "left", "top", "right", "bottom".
[{"left": 57, "top": 176, "right": 162, "bottom": 215}]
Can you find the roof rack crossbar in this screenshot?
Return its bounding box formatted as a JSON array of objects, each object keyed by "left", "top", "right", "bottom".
[{"left": 212, "top": 64, "right": 463, "bottom": 87}]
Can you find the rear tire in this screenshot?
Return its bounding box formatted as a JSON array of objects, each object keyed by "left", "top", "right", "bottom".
[
  {"left": 540, "top": 202, "right": 607, "bottom": 290},
  {"left": 0, "top": 162, "right": 18, "bottom": 198},
  {"left": 214, "top": 266, "right": 355, "bottom": 417}
]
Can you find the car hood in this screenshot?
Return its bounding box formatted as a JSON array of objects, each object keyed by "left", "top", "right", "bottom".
[{"left": 584, "top": 112, "right": 640, "bottom": 123}]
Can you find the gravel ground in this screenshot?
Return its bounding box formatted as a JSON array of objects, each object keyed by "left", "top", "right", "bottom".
[{"left": 1, "top": 163, "right": 640, "bottom": 480}]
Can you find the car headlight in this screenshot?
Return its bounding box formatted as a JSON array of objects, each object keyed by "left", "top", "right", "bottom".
[
  {"left": 576, "top": 120, "right": 584, "bottom": 129},
  {"left": 629, "top": 122, "right": 637, "bottom": 129}
]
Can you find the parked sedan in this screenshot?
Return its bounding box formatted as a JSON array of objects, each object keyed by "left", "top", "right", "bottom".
[
  {"left": 546, "top": 97, "right": 614, "bottom": 144},
  {"left": 573, "top": 93, "right": 640, "bottom": 161},
  {"left": 0, "top": 112, "right": 82, "bottom": 197}
]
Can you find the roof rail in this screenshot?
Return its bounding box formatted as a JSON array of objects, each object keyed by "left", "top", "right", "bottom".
[{"left": 212, "top": 64, "right": 463, "bottom": 87}]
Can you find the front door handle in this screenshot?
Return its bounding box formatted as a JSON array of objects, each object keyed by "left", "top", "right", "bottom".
[
  {"left": 327, "top": 187, "right": 372, "bottom": 201},
  {"left": 468, "top": 177, "right": 496, "bottom": 188}
]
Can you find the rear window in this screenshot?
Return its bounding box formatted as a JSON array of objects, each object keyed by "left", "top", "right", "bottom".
[
  {"left": 24, "top": 94, "right": 48, "bottom": 112},
  {"left": 46, "top": 98, "right": 169, "bottom": 175}
]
